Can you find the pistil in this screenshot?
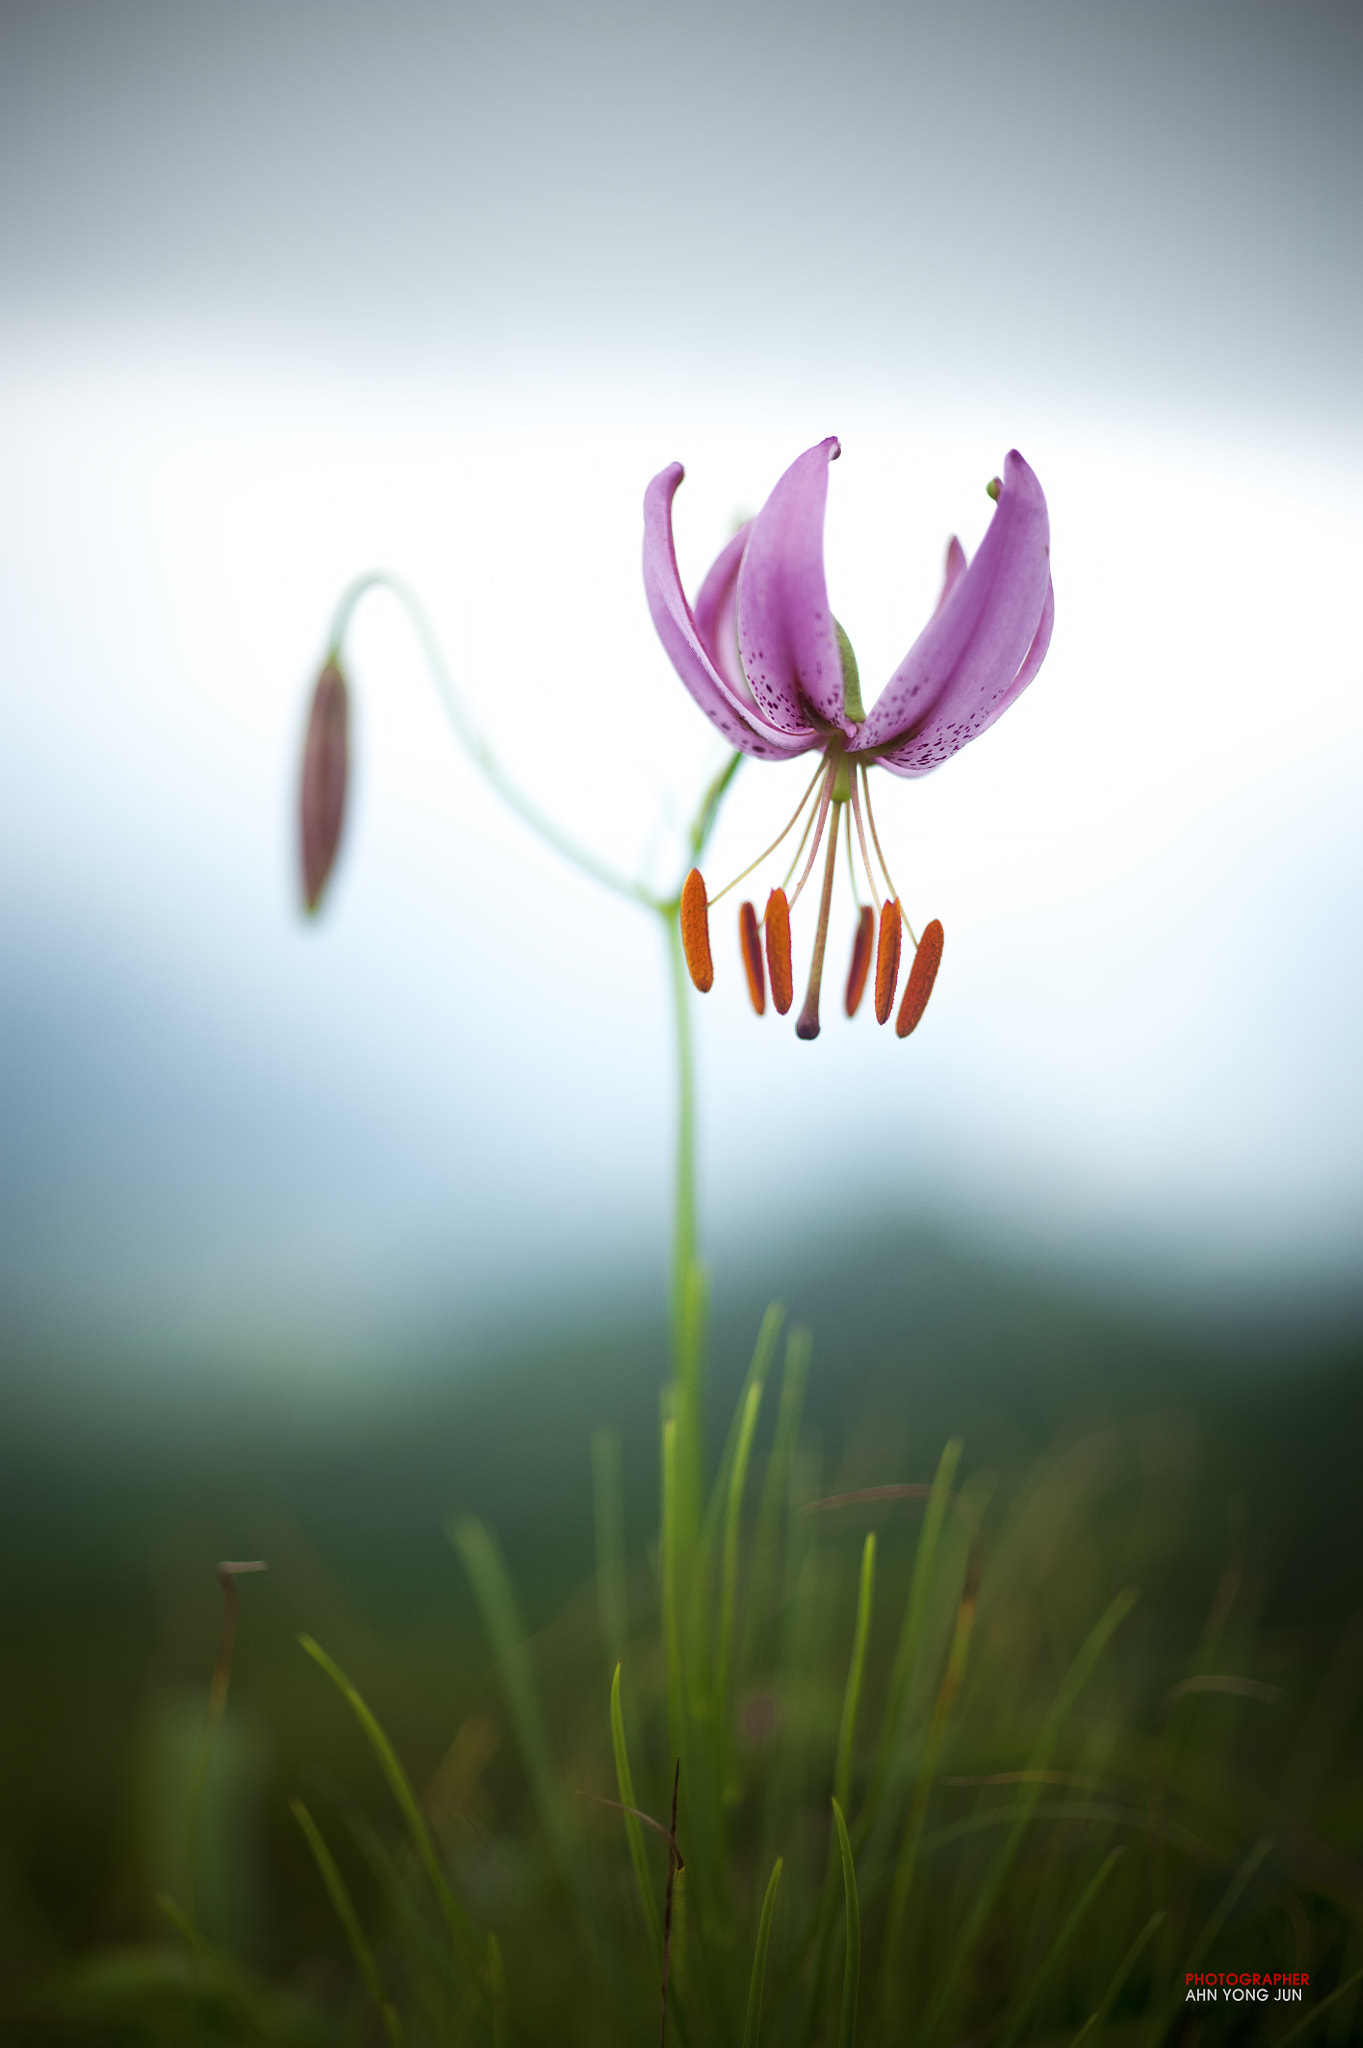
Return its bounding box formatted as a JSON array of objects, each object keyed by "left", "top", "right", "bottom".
[
  {"left": 795, "top": 798, "right": 844, "bottom": 1041},
  {"left": 787, "top": 763, "right": 836, "bottom": 913}
]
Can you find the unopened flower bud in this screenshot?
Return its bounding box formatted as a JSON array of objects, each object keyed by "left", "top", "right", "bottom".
[{"left": 299, "top": 658, "right": 349, "bottom": 914}]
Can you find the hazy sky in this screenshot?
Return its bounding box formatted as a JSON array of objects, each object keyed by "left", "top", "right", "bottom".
[{"left": 1, "top": 1, "right": 1360, "bottom": 1367}]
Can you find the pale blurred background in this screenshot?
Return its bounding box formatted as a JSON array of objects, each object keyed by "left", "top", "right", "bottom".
[{"left": 2, "top": 0, "right": 1360, "bottom": 1404}]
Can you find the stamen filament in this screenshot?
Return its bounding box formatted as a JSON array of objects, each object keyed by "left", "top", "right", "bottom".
[
  {"left": 848, "top": 770, "right": 878, "bottom": 906},
  {"left": 708, "top": 759, "right": 826, "bottom": 908},
  {"left": 844, "top": 805, "right": 861, "bottom": 907},
  {"left": 861, "top": 765, "right": 919, "bottom": 949},
  {"left": 787, "top": 764, "right": 836, "bottom": 915},
  {"left": 796, "top": 799, "right": 843, "bottom": 1041},
  {"left": 780, "top": 796, "right": 819, "bottom": 893}
]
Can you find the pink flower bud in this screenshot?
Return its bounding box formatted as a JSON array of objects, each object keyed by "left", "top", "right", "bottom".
[{"left": 299, "top": 658, "right": 349, "bottom": 913}]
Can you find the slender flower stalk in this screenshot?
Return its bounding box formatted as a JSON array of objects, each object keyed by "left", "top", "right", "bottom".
[
  {"left": 796, "top": 790, "right": 844, "bottom": 1041},
  {"left": 293, "top": 571, "right": 728, "bottom": 1389}
]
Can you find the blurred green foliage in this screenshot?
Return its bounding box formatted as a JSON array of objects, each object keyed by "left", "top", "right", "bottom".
[{"left": 0, "top": 1229, "right": 1360, "bottom": 2043}]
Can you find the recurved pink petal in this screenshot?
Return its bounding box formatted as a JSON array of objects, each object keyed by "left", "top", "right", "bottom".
[
  {"left": 876, "top": 572, "right": 1056, "bottom": 779},
  {"left": 643, "top": 465, "right": 815, "bottom": 760},
  {"left": 736, "top": 438, "right": 848, "bottom": 734},
  {"left": 854, "top": 450, "right": 1051, "bottom": 763},
  {"left": 933, "top": 536, "right": 967, "bottom": 615},
  {"left": 974, "top": 572, "right": 1054, "bottom": 739},
  {"left": 693, "top": 522, "right": 754, "bottom": 703}
]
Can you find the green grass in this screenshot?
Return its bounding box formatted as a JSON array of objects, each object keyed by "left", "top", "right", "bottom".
[{"left": 1, "top": 1237, "right": 1361, "bottom": 2046}]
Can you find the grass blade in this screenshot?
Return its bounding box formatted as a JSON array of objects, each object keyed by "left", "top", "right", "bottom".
[
  {"left": 670, "top": 1862, "right": 687, "bottom": 1997},
  {"left": 450, "top": 1517, "right": 577, "bottom": 1882},
  {"left": 705, "top": 1304, "right": 784, "bottom": 1554},
  {"left": 611, "top": 1662, "right": 663, "bottom": 1953},
  {"left": 592, "top": 1427, "right": 628, "bottom": 1670},
  {"left": 742, "top": 1857, "right": 784, "bottom": 2048},
  {"left": 157, "top": 1892, "right": 273, "bottom": 2034},
  {"left": 1182, "top": 1831, "right": 1273, "bottom": 1978},
  {"left": 832, "top": 1798, "right": 861, "bottom": 2048},
  {"left": 689, "top": 1307, "right": 781, "bottom": 1726},
  {"left": 743, "top": 1327, "right": 812, "bottom": 1677},
  {"left": 998, "top": 1847, "right": 1122, "bottom": 2048},
  {"left": 660, "top": 1760, "right": 682, "bottom": 2046},
  {"left": 715, "top": 1375, "right": 767, "bottom": 1726},
  {"left": 1068, "top": 1909, "right": 1163, "bottom": 2047},
  {"left": 674, "top": 1258, "right": 710, "bottom": 1567},
  {"left": 796, "top": 1530, "right": 877, "bottom": 2044},
  {"left": 291, "top": 1798, "right": 406, "bottom": 2047},
  {"left": 835, "top": 1535, "right": 876, "bottom": 1816},
  {"left": 298, "top": 1634, "right": 483, "bottom": 1981},
  {"left": 1275, "top": 1964, "right": 1363, "bottom": 2046},
  {"left": 346, "top": 1809, "right": 467, "bottom": 2041},
  {"left": 662, "top": 1412, "right": 685, "bottom": 1765},
  {"left": 1141, "top": 1834, "right": 1274, "bottom": 2044},
  {"left": 879, "top": 1536, "right": 980, "bottom": 2022},
  {"left": 861, "top": 1439, "right": 962, "bottom": 1839},
  {"left": 919, "top": 1584, "right": 1139, "bottom": 2041},
  {"left": 487, "top": 1932, "right": 507, "bottom": 2048}
]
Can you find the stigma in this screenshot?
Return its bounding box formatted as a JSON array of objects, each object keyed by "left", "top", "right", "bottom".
[{"left": 678, "top": 747, "right": 944, "bottom": 1043}]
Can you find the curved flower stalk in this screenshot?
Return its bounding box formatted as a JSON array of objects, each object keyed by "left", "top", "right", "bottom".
[
  {"left": 293, "top": 567, "right": 739, "bottom": 1392},
  {"left": 644, "top": 439, "right": 1054, "bottom": 1040},
  {"left": 297, "top": 569, "right": 666, "bottom": 920}
]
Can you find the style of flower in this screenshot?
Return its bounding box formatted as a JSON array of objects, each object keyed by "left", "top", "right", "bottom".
[{"left": 643, "top": 438, "right": 1053, "bottom": 1040}]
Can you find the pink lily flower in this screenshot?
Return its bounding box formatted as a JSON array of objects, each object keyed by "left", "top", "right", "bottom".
[{"left": 644, "top": 438, "right": 1053, "bottom": 1040}]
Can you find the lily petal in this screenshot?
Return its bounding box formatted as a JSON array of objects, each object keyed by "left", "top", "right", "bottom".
[
  {"left": 736, "top": 438, "right": 848, "bottom": 735},
  {"left": 693, "top": 522, "right": 754, "bottom": 703},
  {"left": 854, "top": 450, "right": 1050, "bottom": 761},
  {"left": 974, "top": 571, "right": 1055, "bottom": 739},
  {"left": 877, "top": 572, "right": 1055, "bottom": 779},
  {"left": 643, "top": 465, "right": 815, "bottom": 759},
  {"left": 933, "top": 536, "right": 967, "bottom": 615}
]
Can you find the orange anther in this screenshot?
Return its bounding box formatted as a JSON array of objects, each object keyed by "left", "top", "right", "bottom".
[
  {"left": 844, "top": 905, "right": 874, "bottom": 1017},
  {"left": 680, "top": 868, "right": 714, "bottom": 992},
  {"left": 738, "top": 901, "right": 766, "bottom": 1014},
  {"left": 874, "top": 898, "right": 902, "bottom": 1025},
  {"left": 764, "top": 888, "right": 793, "bottom": 1014},
  {"left": 895, "top": 918, "right": 944, "bottom": 1038}
]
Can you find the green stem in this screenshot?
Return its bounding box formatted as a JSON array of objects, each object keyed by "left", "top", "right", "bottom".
[
  {"left": 331, "top": 562, "right": 735, "bottom": 1365},
  {"left": 328, "top": 575, "right": 741, "bottom": 1428},
  {"left": 327, "top": 571, "right": 661, "bottom": 912},
  {"left": 665, "top": 904, "right": 698, "bottom": 1336}
]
